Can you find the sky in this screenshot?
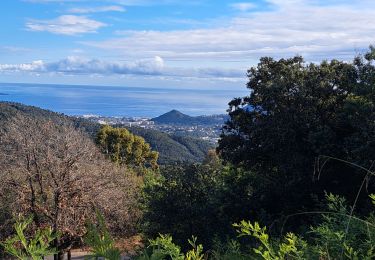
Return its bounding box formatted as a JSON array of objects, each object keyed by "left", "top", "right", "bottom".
[{"left": 0, "top": 0, "right": 374, "bottom": 90}]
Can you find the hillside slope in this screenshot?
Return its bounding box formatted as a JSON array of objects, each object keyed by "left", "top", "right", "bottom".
[
  {"left": 0, "top": 102, "right": 213, "bottom": 164},
  {"left": 128, "top": 127, "right": 214, "bottom": 164},
  {"left": 0, "top": 102, "right": 101, "bottom": 137}
]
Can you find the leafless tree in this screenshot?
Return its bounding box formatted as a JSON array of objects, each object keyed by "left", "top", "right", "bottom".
[{"left": 0, "top": 116, "right": 141, "bottom": 259}]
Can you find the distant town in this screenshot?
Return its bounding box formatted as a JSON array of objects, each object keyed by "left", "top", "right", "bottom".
[{"left": 79, "top": 110, "right": 228, "bottom": 144}]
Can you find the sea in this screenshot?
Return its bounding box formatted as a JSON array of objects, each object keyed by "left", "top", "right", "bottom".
[{"left": 0, "top": 83, "right": 248, "bottom": 117}]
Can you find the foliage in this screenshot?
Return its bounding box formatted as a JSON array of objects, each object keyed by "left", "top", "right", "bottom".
[
  {"left": 136, "top": 234, "right": 205, "bottom": 260},
  {"left": 218, "top": 48, "right": 375, "bottom": 228},
  {"left": 370, "top": 194, "right": 375, "bottom": 205},
  {"left": 231, "top": 193, "right": 375, "bottom": 259},
  {"left": 96, "top": 125, "right": 159, "bottom": 169},
  {"left": 0, "top": 102, "right": 214, "bottom": 166},
  {"left": 84, "top": 211, "right": 121, "bottom": 260},
  {"left": 185, "top": 236, "right": 205, "bottom": 260},
  {"left": 141, "top": 158, "right": 275, "bottom": 250},
  {"left": 233, "top": 221, "right": 306, "bottom": 259},
  {"left": 129, "top": 126, "right": 214, "bottom": 164},
  {"left": 210, "top": 239, "right": 246, "bottom": 260},
  {"left": 138, "top": 234, "right": 184, "bottom": 260},
  {"left": 307, "top": 193, "right": 375, "bottom": 259},
  {"left": 140, "top": 193, "right": 375, "bottom": 260},
  {"left": 1, "top": 216, "right": 57, "bottom": 260},
  {"left": 141, "top": 163, "right": 225, "bottom": 248}
]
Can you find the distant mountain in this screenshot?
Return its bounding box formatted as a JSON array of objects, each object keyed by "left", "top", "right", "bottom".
[
  {"left": 152, "top": 109, "right": 228, "bottom": 126},
  {"left": 0, "top": 102, "right": 213, "bottom": 164},
  {"left": 151, "top": 109, "right": 193, "bottom": 124}
]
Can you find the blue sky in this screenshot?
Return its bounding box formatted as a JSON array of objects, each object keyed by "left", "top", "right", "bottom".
[{"left": 0, "top": 0, "right": 374, "bottom": 89}]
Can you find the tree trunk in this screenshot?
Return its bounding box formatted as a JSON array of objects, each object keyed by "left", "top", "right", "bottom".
[
  {"left": 67, "top": 250, "right": 71, "bottom": 260},
  {"left": 54, "top": 252, "right": 64, "bottom": 260}
]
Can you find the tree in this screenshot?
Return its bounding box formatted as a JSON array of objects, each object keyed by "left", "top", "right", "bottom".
[
  {"left": 142, "top": 163, "right": 224, "bottom": 248},
  {"left": 218, "top": 47, "right": 375, "bottom": 228},
  {"left": 96, "top": 125, "right": 158, "bottom": 170},
  {"left": 0, "top": 118, "right": 141, "bottom": 259}
]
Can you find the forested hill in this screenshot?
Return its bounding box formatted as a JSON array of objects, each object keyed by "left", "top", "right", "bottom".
[
  {"left": 128, "top": 127, "right": 214, "bottom": 164},
  {"left": 152, "top": 109, "right": 228, "bottom": 125},
  {"left": 0, "top": 102, "right": 213, "bottom": 164}
]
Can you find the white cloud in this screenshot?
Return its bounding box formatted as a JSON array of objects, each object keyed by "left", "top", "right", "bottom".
[
  {"left": 0, "top": 56, "right": 163, "bottom": 75},
  {"left": 83, "top": 0, "right": 375, "bottom": 63},
  {"left": 0, "top": 60, "right": 45, "bottom": 72},
  {"left": 0, "top": 56, "right": 244, "bottom": 79},
  {"left": 26, "top": 15, "right": 106, "bottom": 35},
  {"left": 230, "top": 2, "right": 257, "bottom": 12},
  {"left": 17, "top": 0, "right": 375, "bottom": 85},
  {"left": 68, "top": 5, "right": 125, "bottom": 14}
]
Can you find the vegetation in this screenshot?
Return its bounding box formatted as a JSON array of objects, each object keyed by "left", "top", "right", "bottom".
[
  {"left": 218, "top": 47, "right": 375, "bottom": 228},
  {"left": 84, "top": 211, "right": 121, "bottom": 260},
  {"left": 141, "top": 163, "right": 225, "bottom": 248},
  {"left": 140, "top": 47, "right": 375, "bottom": 256},
  {"left": 0, "top": 112, "right": 142, "bottom": 259},
  {"left": 96, "top": 125, "right": 159, "bottom": 169},
  {"left": 136, "top": 235, "right": 205, "bottom": 260},
  {"left": 1, "top": 216, "right": 57, "bottom": 260},
  {"left": 0, "top": 102, "right": 213, "bottom": 165},
  {"left": 129, "top": 126, "right": 214, "bottom": 164},
  {"left": 2, "top": 48, "right": 375, "bottom": 259},
  {"left": 137, "top": 193, "right": 375, "bottom": 260}
]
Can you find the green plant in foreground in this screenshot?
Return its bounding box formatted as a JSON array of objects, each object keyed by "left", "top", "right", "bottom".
[
  {"left": 84, "top": 211, "right": 121, "bottom": 260},
  {"left": 231, "top": 193, "right": 375, "bottom": 260},
  {"left": 233, "top": 220, "right": 306, "bottom": 260},
  {"left": 137, "top": 192, "right": 375, "bottom": 260},
  {"left": 185, "top": 236, "right": 205, "bottom": 260},
  {"left": 142, "top": 234, "right": 184, "bottom": 260},
  {"left": 1, "top": 216, "right": 57, "bottom": 260},
  {"left": 309, "top": 193, "right": 375, "bottom": 260},
  {"left": 370, "top": 194, "right": 375, "bottom": 206},
  {"left": 136, "top": 234, "right": 206, "bottom": 260},
  {"left": 210, "top": 239, "right": 246, "bottom": 260}
]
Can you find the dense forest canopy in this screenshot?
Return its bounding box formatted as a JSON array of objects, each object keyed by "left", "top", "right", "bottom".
[{"left": 218, "top": 48, "right": 375, "bottom": 222}]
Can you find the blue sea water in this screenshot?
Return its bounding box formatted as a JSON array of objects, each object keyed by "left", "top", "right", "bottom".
[{"left": 0, "top": 83, "right": 248, "bottom": 117}]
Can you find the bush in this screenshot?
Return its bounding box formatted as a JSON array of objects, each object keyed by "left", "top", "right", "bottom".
[
  {"left": 141, "top": 163, "right": 225, "bottom": 248},
  {"left": 136, "top": 235, "right": 205, "bottom": 260},
  {"left": 139, "top": 193, "right": 375, "bottom": 259},
  {"left": 1, "top": 216, "right": 57, "bottom": 260}
]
